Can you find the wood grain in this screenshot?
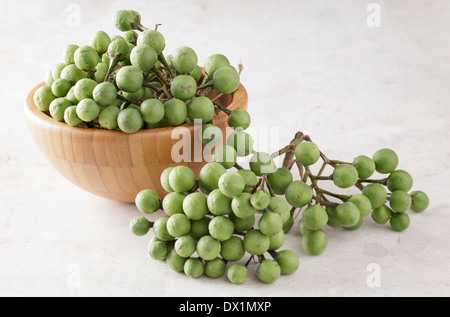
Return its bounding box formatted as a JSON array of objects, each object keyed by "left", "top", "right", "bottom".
[{"left": 24, "top": 82, "right": 248, "bottom": 203}]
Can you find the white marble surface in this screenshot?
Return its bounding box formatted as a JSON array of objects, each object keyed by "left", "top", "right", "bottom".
[{"left": 0, "top": 0, "right": 449, "bottom": 297}]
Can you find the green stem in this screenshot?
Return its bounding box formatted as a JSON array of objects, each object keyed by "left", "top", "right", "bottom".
[
  {"left": 117, "top": 94, "right": 142, "bottom": 106},
  {"left": 358, "top": 178, "right": 388, "bottom": 185},
  {"left": 152, "top": 66, "right": 171, "bottom": 87},
  {"left": 197, "top": 82, "right": 214, "bottom": 90},
  {"left": 213, "top": 101, "right": 232, "bottom": 116},
  {"left": 158, "top": 53, "right": 174, "bottom": 78},
  {"left": 310, "top": 175, "right": 333, "bottom": 181},
  {"left": 104, "top": 56, "right": 120, "bottom": 82},
  {"left": 317, "top": 188, "right": 349, "bottom": 202}
]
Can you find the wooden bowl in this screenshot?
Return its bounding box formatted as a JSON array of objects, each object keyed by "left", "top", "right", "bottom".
[{"left": 25, "top": 83, "right": 248, "bottom": 202}]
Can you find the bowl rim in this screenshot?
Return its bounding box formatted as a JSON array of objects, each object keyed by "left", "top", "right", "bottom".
[{"left": 25, "top": 82, "right": 248, "bottom": 136}]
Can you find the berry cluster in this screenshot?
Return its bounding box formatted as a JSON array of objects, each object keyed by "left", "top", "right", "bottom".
[
  {"left": 33, "top": 9, "right": 248, "bottom": 135},
  {"left": 130, "top": 128, "right": 429, "bottom": 283}
]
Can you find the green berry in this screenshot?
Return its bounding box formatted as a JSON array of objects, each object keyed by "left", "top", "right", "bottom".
[
  {"left": 387, "top": 170, "right": 413, "bottom": 192},
  {"left": 140, "top": 99, "right": 164, "bottom": 124},
  {"left": 166, "top": 248, "right": 187, "bottom": 273},
  {"left": 196, "top": 235, "right": 221, "bottom": 261},
  {"left": 51, "top": 78, "right": 72, "bottom": 97},
  {"left": 390, "top": 213, "right": 410, "bottom": 231},
  {"left": 52, "top": 63, "right": 67, "bottom": 80},
  {"left": 333, "top": 164, "right": 359, "bottom": 188},
  {"left": 212, "top": 145, "right": 237, "bottom": 169},
  {"left": 160, "top": 167, "right": 175, "bottom": 192},
  {"left": 213, "top": 66, "right": 240, "bottom": 94},
  {"left": 207, "top": 189, "right": 233, "bottom": 216},
  {"left": 347, "top": 194, "right": 372, "bottom": 218},
  {"left": 268, "top": 197, "right": 290, "bottom": 224},
  {"left": 90, "top": 31, "right": 111, "bottom": 54},
  {"left": 352, "top": 155, "right": 376, "bottom": 179},
  {"left": 371, "top": 206, "right": 391, "bottom": 224},
  {"left": 98, "top": 105, "right": 120, "bottom": 130},
  {"left": 169, "top": 166, "right": 196, "bottom": 193},
  {"left": 107, "top": 37, "right": 130, "bottom": 61},
  {"left": 49, "top": 98, "right": 71, "bottom": 122},
  {"left": 116, "top": 66, "right": 143, "bottom": 93},
  {"left": 129, "top": 217, "right": 150, "bottom": 236},
  {"left": 232, "top": 193, "right": 257, "bottom": 219},
  {"left": 93, "top": 82, "right": 117, "bottom": 106},
  {"left": 219, "top": 172, "right": 245, "bottom": 198},
  {"left": 298, "top": 218, "right": 310, "bottom": 236},
  {"left": 136, "top": 29, "right": 166, "bottom": 54},
  {"left": 167, "top": 214, "right": 191, "bottom": 237},
  {"left": 389, "top": 190, "right": 412, "bottom": 213},
  {"left": 228, "top": 109, "right": 251, "bottom": 130},
  {"left": 204, "top": 54, "right": 230, "bottom": 77},
  {"left": 60, "top": 64, "right": 87, "bottom": 86},
  {"left": 256, "top": 259, "right": 281, "bottom": 284},
  {"left": 221, "top": 236, "right": 245, "bottom": 262},
  {"left": 237, "top": 170, "right": 258, "bottom": 192},
  {"left": 249, "top": 152, "right": 277, "bottom": 176},
  {"left": 189, "top": 65, "right": 202, "bottom": 81},
  {"left": 118, "top": 108, "right": 143, "bottom": 133},
  {"left": 163, "top": 98, "right": 188, "bottom": 126},
  {"left": 302, "top": 205, "right": 328, "bottom": 231},
  {"left": 326, "top": 206, "right": 342, "bottom": 228},
  {"left": 410, "top": 191, "right": 429, "bottom": 212},
  {"left": 175, "top": 235, "right": 197, "bottom": 258},
  {"left": 205, "top": 258, "right": 226, "bottom": 278},
  {"left": 64, "top": 106, "right": 82, "bottom": 127},
  {"left": 274, "top": 250, "right": 300, "bottom": 275},
  {"left": 251, "top": 190, "right": 271, "bottom": 210},
  {"left": 302, "top": 230, "right": 328, "bottom": 255},
  {"left": 135, "top": 189, "right": 160, "bottom": 214},
  {"left": 184, "top": 258, "right": 204, "bottom": 279},
  {"left": 171, "top": 75, "right": 197, "bottom": 100},
  {"left": 295, "top": 141, "right": 320, "bottom": 166},
  {"left": 171, "top": 46, "right": 198, "bottom": 74},
  {"left": 200, "top": 124, "right": 222, "bottom": 146},
  {"left": 63, "top": 44, "right": 79, "bottom": 64},
  {"left": 227, "top": 264, "right": 248, "bottom": 284},
  {"left": 345, "top": 217, "right": 363, "bottom": 230},
  {"left": 229, "top": 212, "right": 255, "bottom": 232},
  {"left": 74, "top": 46, "right": 99, "bottom": 71},
  {"left": 199, "top": 163, "right": 226, "bottom": 192},
  {"left": 243, "top": 229, "right": 270, "bottom": 255},
  {"left": 183, "top": 192, "right": 209, "bottom": 220},
  {"left": 269, "top": 231, "right": 285, "bottom": 250},
  {"left": 74, "top": 78, "right": 97, "bottom": 101},
  {"left": 153, "top": 216, "right": 175, "bottom": 241},
  {"left": 190, "top": 217, "right": 212, "bottom": 240},
  {"left": 267, "top": 168, "right": 293, "bottom": 195},
  {"left": 188, "top": 97, "right": 215, "bottom": 123},
  {"left": 335, "top": 202, "right": 361, "bottom": 228},
  {"left": 258, "top": 212, "right": 283, "bottom": 236},
  {"left": 285, "top": 181, "right": 313, "bottom": 208},
  {"left": 373, "top": 148, "right": 399, "bottom": 174},
  {"left": 34, "top": 85, "right": 56, "bottom": 112},
  {"left": 162, "top": 192, "right": 185, "bottom": 216},
  {"left": 362, "top": 184, "right": 388, "bottom": 209},
  {"left": 208, "top": 216, "right": 234, "bottom": 241},
  {"left": 227, "top": 131, "right": 254, "bottom": 157},
  {"left": 76, "top": 99, "right": 100, "bottom": 122},
  {"left": 148, "top": 238, "right": 168, "bottom": 260},
  {"left": 130, "top": 44, "right": 158, "bottom": 72}
]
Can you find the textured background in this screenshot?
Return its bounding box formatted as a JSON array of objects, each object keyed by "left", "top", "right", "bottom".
[{"left": 0, "top": 0, "right": 449, "bottom": 296}]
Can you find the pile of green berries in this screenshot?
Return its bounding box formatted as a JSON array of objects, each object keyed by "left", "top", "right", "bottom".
[
  {"left": 130, "top": 101, "right": 298, "bottom": 284},
  {"left": 34, "top": 9, "right": 248, "bottom": 134},
  {"left": 130, "top": 127, "right": 429, "bottom": 283}
]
